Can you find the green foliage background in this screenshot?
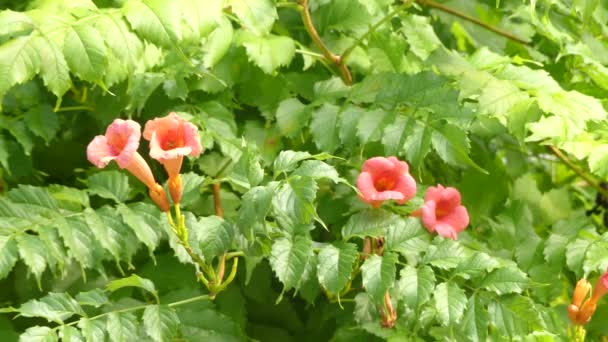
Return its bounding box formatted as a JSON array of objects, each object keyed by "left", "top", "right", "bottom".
[{"left": 0, "top": 0, "right": 608, "bottom": 340}]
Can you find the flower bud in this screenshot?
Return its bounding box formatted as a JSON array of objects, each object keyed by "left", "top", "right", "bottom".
[
  {"left": 567, "top": 304, "right": 580, "bottom": 325},
  {"left": 572, "top": 279, "right": 591, "bottom": 308},
  {"left": 149, "top": 183, "right": 170, "bottom": 212},
  {"left": 577, "top": 300, "right": 597, "bottom": 325},
  {"left": 168, "top": 175, "right": 183, "bottom": 205}
]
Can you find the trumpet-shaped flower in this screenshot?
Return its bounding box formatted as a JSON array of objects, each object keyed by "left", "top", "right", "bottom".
[
  {"left": 569, "top": 270, "right": 608, "bottom": 325},
  {"left": 356, "top": 157, "right": 416, "bottom": 208},
  {"left": 414, "top": 185, "right": 469, "bottom": 240},
  {"left": 143, "top": 112, "right": 202, "bottom": 204},
  {"left": 86, "top": 119, "right": 170, "bottom": 212}
]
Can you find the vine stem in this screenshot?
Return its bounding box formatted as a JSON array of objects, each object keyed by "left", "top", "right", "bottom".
[
  {"left": 416, "top": 0, "right": 530, "bottom": 45},
  {"left": 296, "top": 0, "right": 352, "bottom": 85},
  {"left": 212, "top": 183, "right": 224, "bottom": 218},
  {"left": 547, "top": 145, "right": 608, "bottom": 199},
  {"left": 57, "top": 295, "right": 210, "bottom": 330}
]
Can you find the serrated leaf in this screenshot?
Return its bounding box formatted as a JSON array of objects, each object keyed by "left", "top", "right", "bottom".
[
  {"left": 357, "top": 108, "right": 390, "bottom": 144},
  {"left": 0, "top": 36, "right": 40, "bottom": 109},
  {"left": 59, "top": 325, "right": 83, "bottom": 342},
  {"left": 56, "top": 216, "right": 96, "bottom": 269},
  {"left": 488, "top": 295, "right": 545, "bottom": 338},
  {"left": 461, "top": 294, "right": 488, "bottom": 342},
  {"left": 342, "top": 209, "right": 400, "bottom": 241},
  {"left": 118, "top": 203, "right": 161, "bottom": 254},
  {"left": 272, "top": 176, "right": 318, "bottom": 230},
  {"left": 361, "top": 252, "right": 397, "bottom": 302},
  {"left": 422, "top": 239, "right": 467, "bottom": 270},
  {"left": 18, "top": 293, "right": 83, "bottom": 324},
  {"left": 310, "top": 104, "right": 340, "bottom": 153},
  {"left": 276, "top": 98, "right": 310, "bottom": 138},
  {"left": 24, "top": 105, "right": 60, "bottom": 144},
  {"left": 77, "top": 318, "right": 105, "bottom": 342},
  {"left": 75, "top": 289, "right": 108, "bottom": 308},
  {"left": 432, "top": 123, "right": 485, "bottom": 173},
  {"left": 190, "top": 215, "right": 234, "bottom": 261},
  {"left": 63, "top": 24, "right": 107, "bottom": 82},
  {"left": 567, "top": 238, "right": 592, "bottom": 277},
  {"left": 83, "top": 207, "right": 123, "bottom": 264},
  {"left": 87, "top": 171, "right": 130, "bottom": 203},
  {"left": 401, "top": 15, "right": 441, "bottom": 60},
  {"left": 237, "top": 185, "right": 274, "bottom": 238},
  {"left": 106, "top": 274, "right": 158, "bottom": 299},
  {"left": 385, "top": 217, "right": 430, "bottom": 255},
  {"left": 292, "top": 160, "right": 342, "bottom": 183},
  {"left": 0, "top": 10, "right": 33, "bottom": 39},
  {"left": 31, "top": 36, "right": 70, "bottom": 99},
  {"left": 19, "top": 326, "right": 58, "bottom": 342},
  {"left": 269, "top": 236, "right": 313, "bottom": 291},
  {"left": 398, "top": 264, "right": 435, "bottom": 310},
  {"left": 403, "top": 120, "right": 432, "bottom": 169},
  {"left": 0, "top": 235, "right": 18, "bottom": 279},
  {"left": 273, "top": 150, "right": 312, "bottom": 174},
  {"left": 583, "top": 239, "right": 608, "bottom": 277},
  {"left": 434, "top": 282, "right": 467, "bottom": 326},
  {"left": 124, "top": 0, "right": 181, "bottom": 48},
  {"left": 7, "top": 120, "right": 34, "bottom": 155},
  {"left": 317, "top": 242, "right": 358, "bottom": 294},
  {"left": 16, "top": 234, "right": 47, "bottom": 283},
  {"left": 240, "top": 33, "right": 295, "bottom": 74},
  {"left": 480, "top": 267, "right": 529, "bottom": 295},
  {"left": 202, "top": 16, "right": 233, "bottom": 68},
  {"left": 455, "top": 252, "right": 501, "bottom": 279},
  {"left": 229, "top": 0, "right": 277, "bottom": 36},
  {"left": 107, "top": 312, "right": 139, "bottom": 342}
]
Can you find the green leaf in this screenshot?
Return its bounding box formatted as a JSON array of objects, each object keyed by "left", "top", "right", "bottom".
[
  {"left": 63, "top": 24, "right": 107, "bottom": 82},
  {"left": 583, "top": 239, "right": 608, "bottom": 277},
  {"left": 461, "top": 294, "right": 489, "bottom": 342},
  {"left": 229, "top": 0, "right": 277, "bottom": 36},
  {"left": 24, "top": 105, "right": 59, "bottom": 144},
  {"left": 240, "top": 32, "right": 295, "bottom": 74},
  {"left": 385, "top": 217, "right": 430, "bottom": 255},
  {"left": 190, "top": 215, "right": 235, "bottom": 261},
  {"left": 360, "top": 252, "right": 397, "bottom": 302},
  {"left": 0, "top": 10, "right": 33, "bottom": 39},
  {"left": 488, "top": 295, "right": 545, "bottom": 338},
  {"left": 403, "top": 120, "right": 432, "bottom": 169},
  {"left": 273, "top": 150, "right": 312, "bottom": 174},
  {"left": 31, "top": 36, "right": 70, "bottom": 99},
  {"left": 431, "top": 123, "right": 485, "bottom": 173},
  {"left": 382, "top": 116, "right": 412, "bottom": 156},
  {"left": 107, "top": 312, "right": 139, "bottom": 342},
  {"left": 480, "top": 267, "right": 529, "bottom": 295},
  {"left": 56, "top": 216, "right": 96, "bottom": 269},
  {"left": 434, "top": 282, "right": 467, "bottom": 326},
  {"left": 455, "top": 252, "right": 501, "bottom": 280},
  {"left": 18, "top": 293, "right": 83, "bottom": 324},
  {"left": 310, "top": 104, "right": 340, "bottom": 153},
  {"left": 276, "top": 98, "right": 310, "bottom": 138},
  {"left": 356, "top": 108, "right": 390, "bottom": 145},
  {"left": 237, "top": 185, "right": 274, "bottom": 238},
  {"left": 272, "top": 176, "right": 318, "bottom": 229},
  {"left": 398, "top": 264, "right": 435, "bottom": 310},
  {"left": 339, "top": 105, "right": 366, "bottom": 149},
  {"left": 16, "top": 234, "right": 47, "bottom": 284},
  {"left": 0, "top": 235, "right": 18, "bottom": 279},
  {"left": 124, "top": 0, "right": 181, "bottom": 48},
  {"left": 19, "top": 326, "right": 58, "bottom": 342},
  {"left": 477, "top": 78, "right": 529, "bottom": 117},
  {"left": 202, "top": 16, "right": 233, "bottom": 68},
  {"left": 292, "top": 160, "right": 342, "bottom": 183},
  {"left": 7, "top": 120, "right": 34, "bottom": 155},
  {"left": 106, "top": 274, "right": 158, "bottom": 299},
  {"left": 0, "top": 36, "right": 40, "bottom": 108},
  {"left": 422, "top": 239, "right": 466, "bottom": 270},
  {"left": 75, "top": 289, "right": 108, "bottom": 308},
  {"left": 400, "top": 15, "right": 441, "bottom": 60},
  {"left": 317, "top": 242, "right": 358, "bottom": 294},
  {"left": 59, "top": 325, "right": 83, "bottom": 342},
  {"left": 269, "top": 236, "right": 313, "bottom": 292},
  {"left": 537, "top": 90, "right": 606, "bottom": 135},
  {"left": 118, "top": 203, "right": 161, "bottom": 254},
  {"left": 87, "top": 171, "right": 130, "bottom": 203},
  {"left": 178, "top": 172, "right": 206, "bottom": 206},
  {"left": 95, "top": 12, "right": 143, "bottom": 74},
  {"left": 83, "top": 208, "right": 123, "bottom": 264},
  {"left": 342, "top": 209, "right": 400, "bottom": 241},
  {"left": 77, "top": 318, "right": 106, "bottom": 342}
]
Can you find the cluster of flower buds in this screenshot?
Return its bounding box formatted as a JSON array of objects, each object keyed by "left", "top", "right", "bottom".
[
  {"left": 356, "top": 156, "right": 469, "bottom": 239},
  {"left": 86, "top": 113, "right": 202, "bottom": 211},
  {"left": 568, "top": 270, "right": 608, "bottom": 325}
]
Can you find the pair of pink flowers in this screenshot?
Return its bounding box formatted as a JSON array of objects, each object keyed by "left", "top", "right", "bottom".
[
  {"left": 87, "top": 113, "right": 202, "bottom": 211},
  {"left": 356, "top": 157, "right": 469, "bottom": 239},
  {"left": 568, "top": 270, "right": 608, "bottom": 325}
]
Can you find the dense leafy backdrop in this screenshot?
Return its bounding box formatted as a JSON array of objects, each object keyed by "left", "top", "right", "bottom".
[{"left": 0, "top": 0, "right": 608, "bottom": 340}]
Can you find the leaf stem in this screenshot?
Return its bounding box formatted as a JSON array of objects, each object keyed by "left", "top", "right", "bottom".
[
  {"left": 416, "top": 0, "right": 530, "bottom": 45},
  {"left": 296, "top": 0, "right": 352, "bottom": 84},
  {"left": 341, "top": 0, "right": 414, "bottom": 63},
  {"left": 54, "top": 105, "right": 95, "bottom": 112},
  {"left": 547, "top": 145, "right": 608, "bottom": 198}
]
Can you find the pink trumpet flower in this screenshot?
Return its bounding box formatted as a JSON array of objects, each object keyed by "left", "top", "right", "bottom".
[
  {"left": 86, "top": 119, "right": 170, "bottom": 211},
  {"left": 143, "top": 112, "right": 202, "bottom": 204},
  {"left": 412, "top": 185, "right": 469, "bottom": 240},
  {"left": 356, "top": 157, "right": 416, "bottom": 208}
]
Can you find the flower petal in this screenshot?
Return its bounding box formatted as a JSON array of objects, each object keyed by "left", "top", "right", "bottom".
[
  {"left": 387, "top": 156, "right": 409, "bottom": 174},
  {"left": 424, "top": 184, "right": 445, "bottom": 203},
  {"left": 361, "top": 157, "right": 395, "bottom": 176},
  {"left": 421, "top": 200, "right": 437, "bottom": 232},
  {"left": 393, "top": 173, "right": 416, "bottom": 204},
  {"left": 105, "top": 119, "right": 141, "bottom": 168},
  {"left": 87, "top": 135, "right": 115, "bottom": 168},
  {"left": 434, "top": 222, "right": 458, "bottom": 239},
  {"left": 437, "top": 186, "right": 462, "bottom": 212},
  {"left": 438, "top": 205, "right": 469, "bottom": 232},
  {"left": 357, "top": 171, "right": 378, "bottom": 204},
  {"left": 183, "top": 121, "right": 202, "bottom": 157}
]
